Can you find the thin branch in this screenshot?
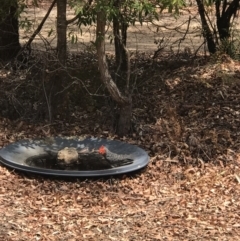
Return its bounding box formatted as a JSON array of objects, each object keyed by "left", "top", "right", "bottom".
[
  {"left": 215, "top": 0, "right": 221, "bottom": 20},
  {"left": 66, "top": 14, "right": 80, "bottom": 25},
  {"left": 193, "top": 40, "right": 206, "bottom": 56},
  {"left": 66, "top": 0, "right": 93, "bottom": 25},
  {"left": 42, "top": 76, "right": 52, "bottom": 123},
  {"left": 222, "top": 0, "right": 227, "bottom": 16},
  {"left": 151, "top": 15, "right": 199, "bottom": 34},
  {"left": 24, "top": 0, "right": 57, "bottom": 50},
  {"left": 176, "top": 16, "right": 191, "bottom": 55}
]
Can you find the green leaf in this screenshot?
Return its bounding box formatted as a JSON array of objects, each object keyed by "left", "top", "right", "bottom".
[{"left": 48, "top": 28, "right": 53, "bottom": 37}]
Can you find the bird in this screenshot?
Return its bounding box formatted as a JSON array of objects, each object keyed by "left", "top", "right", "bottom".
[
  {"left": 98, "top": 145, "right": 133, "bottom": 167},
  {"left": 57, "top": 147, "right": 79, "bottom": 165}
]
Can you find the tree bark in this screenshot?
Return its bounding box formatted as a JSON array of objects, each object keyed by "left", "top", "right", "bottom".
[
  {"left": 96, "top": 10, "right": 132, "bottom": 136},
  {"left": 195, "top": 0, "right": 216, "bottom": 53},
  {"left": 118, "top": 102, "right": 132, "bottom": 136},
  {"left": 57, "top": 0, "right": 67, "bottom": 65},
  {"left": 216, "top": 0, "right": 239, "bottom": 40},
  {"left": 46, "top": 0, "right": 68, "bottom": 121},
  {"left": 0, "top": 1, "right": 21, "bottom": 61},
  {"left": 113, "top": 9, "right": 128, "bottom": 71}
]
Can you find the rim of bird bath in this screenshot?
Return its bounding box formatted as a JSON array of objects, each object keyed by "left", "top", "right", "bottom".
[{"left": 0, "top": 136, "right": 149, "bottom": 177}]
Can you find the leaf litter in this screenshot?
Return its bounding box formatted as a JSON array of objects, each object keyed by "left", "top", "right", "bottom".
[{"left": 0, "top": 54, "right": 240, "bottom": 240}]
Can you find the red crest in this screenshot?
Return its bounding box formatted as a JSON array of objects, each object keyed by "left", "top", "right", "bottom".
[{"left": 98, "top": 145, "right": 106, "bottom": 155}]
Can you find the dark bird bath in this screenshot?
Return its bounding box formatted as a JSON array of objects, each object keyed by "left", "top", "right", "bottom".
[{"left": 0, "top": 136, "right": 149, "bottom": 177}]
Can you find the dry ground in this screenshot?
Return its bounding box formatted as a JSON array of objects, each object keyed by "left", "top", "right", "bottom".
[{"left": 0, "top": 52, "right": 240, "bottom": 240}]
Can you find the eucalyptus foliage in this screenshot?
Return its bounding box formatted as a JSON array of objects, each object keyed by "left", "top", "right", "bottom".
[{"left": 68, "top": 0, "right": 186, "bottom": 29}]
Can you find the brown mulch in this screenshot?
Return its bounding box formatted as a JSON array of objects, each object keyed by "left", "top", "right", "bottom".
[{"left": 0, "top": 53, "right": 240, "bottom": 240}]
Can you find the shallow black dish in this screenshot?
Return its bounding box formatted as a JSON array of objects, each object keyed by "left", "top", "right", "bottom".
[{"left": 0, "top": 136, "right": 149, "bottom": 177}]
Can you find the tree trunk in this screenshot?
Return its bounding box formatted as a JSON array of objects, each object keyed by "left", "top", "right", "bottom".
[
  {"left": 216, "top": 0, "right": 239, "bottom": 40},
  {"left": 118, "top": 102, "right": 132, "bottom": 136},
  {"left": 215, "top": 0, "right": 240, "bottom": 55},
  {"left": 57, "top": 0, "right": 67, "bottom": 64},
  {"left": 0, "top": 2, "right": 21, "bottom": 61},
  {"left": 195, "top": 0, "right": 216, "bottom": 53},
  {"left": 113, "top": 14, "right": 128, "bottom": 71},
  {"left": 113, "top": 16, "right": 121, "bottom": 66},
  {"left": 96, "top": 10, "right": 132, "bottom": 136},
  {"left": 47, "top": 0, "right": 68, "bottom": 121}
]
